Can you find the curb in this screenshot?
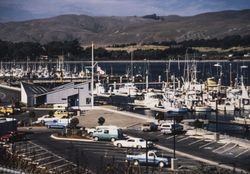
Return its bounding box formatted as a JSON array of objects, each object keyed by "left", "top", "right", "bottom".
[
  {"left": 50, "top": 134, "right": 94, "bottom": 142},
  {"left": 155, "top": 144, "right": 248, "bottom": 173}
]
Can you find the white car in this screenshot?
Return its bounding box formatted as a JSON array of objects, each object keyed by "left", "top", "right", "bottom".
[
  {"left": 113, "top": 137, "right": 153, "bottom": 149},
  {"left": 35, "top": 115, "right": 58, "bottom": 124}
]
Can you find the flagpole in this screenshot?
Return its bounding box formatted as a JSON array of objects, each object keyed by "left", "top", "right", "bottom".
[{"left": 91, "top": 42, "right": 94, "bottom": 108}]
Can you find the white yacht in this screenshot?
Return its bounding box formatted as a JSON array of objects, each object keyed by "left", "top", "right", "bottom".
[
  {"left": 117, "top": 82, "right": 139, "bottom": 96},
  {"left": 134, "top": 90, "right": 163, "bottom": 108}
]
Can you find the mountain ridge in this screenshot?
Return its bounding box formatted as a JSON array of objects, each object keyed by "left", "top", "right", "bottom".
[{"left": 0, "top": 9, "right": 249, "bottom": 45}]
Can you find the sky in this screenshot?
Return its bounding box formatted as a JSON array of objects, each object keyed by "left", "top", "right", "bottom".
[{"left": 0, "top": 0, "right": 250, "bottom": 22}]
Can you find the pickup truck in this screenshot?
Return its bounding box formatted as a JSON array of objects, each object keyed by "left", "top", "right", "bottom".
[{"left": 126, "top": 150, "right": 169, "bottom": 167}]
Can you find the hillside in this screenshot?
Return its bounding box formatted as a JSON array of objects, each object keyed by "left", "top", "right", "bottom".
[{"left": 0, "top": 9, "right": 249, "bottom": 45}]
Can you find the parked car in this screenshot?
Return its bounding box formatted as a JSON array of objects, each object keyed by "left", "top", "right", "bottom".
[
  {"left": 53, "top": 110, "right": 69, "bottom": 118},
  {"left": 141, "top": 122, "right": 158, "bottom": 132},
  {"left": 0, "top": 106, "right": 14, "bottom": 115},
  {"left": 34, "top": 115, "right": 58, "bottom": 124},
  {"left": 92, "top": 126, "right": 123, "bottom": 141},
  {"left": 126, "top": 150, "right": 169, "bottom": 167},
  {"left": 160, "top": 122, "right": 183, "bottom": 134},
  {"left": 113, "top": 137, "right": 153, "bottom": 149},
  {"left": 0, "top": 131, "right": 26, "bottom": 143}
]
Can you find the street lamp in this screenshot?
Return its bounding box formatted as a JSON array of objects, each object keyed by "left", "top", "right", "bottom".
[{"left": 213, "top": 63, "right": 222, "bottom": 140}]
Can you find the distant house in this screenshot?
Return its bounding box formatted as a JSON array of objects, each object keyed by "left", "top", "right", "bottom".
[{"left": 21, "top": 81, "right": 92, "bottom": 109}]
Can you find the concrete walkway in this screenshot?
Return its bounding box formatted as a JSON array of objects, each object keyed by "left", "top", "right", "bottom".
[{"left": 75, "top": 105, "right": 154, "bottom": 128}]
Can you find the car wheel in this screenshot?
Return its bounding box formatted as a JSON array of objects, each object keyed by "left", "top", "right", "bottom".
[
  {"left": 94, "top": 137, "right": 99, "bottom": 141},
  {"left": 134, "top": 160, "right": 139, "bottom": 166},
  {"left": 158, "top": 161, "right": 165, "bottom": 168},
  {"left": 111, "top": 138, "right": 116, "bottom": 142},
  {"left": 137, "top": 145, "right": 142, "bottom": 149},
  {"left": 117, "top": 143, "right": 122, "bottom": 148},
  {"left": 89, "top": 132, "right": 93, "bottom": 137}
]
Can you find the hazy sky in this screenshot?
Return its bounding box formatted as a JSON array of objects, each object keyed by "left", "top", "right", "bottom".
[{"left": 1, "top": 0, "right": 250, "bottom": 22}]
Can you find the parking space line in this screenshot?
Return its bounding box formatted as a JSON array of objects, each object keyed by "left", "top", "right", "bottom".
[
  {"left": 17, "top": 145, "right": 37, "bottom": 152},
  {"left": 218, "top": 144, "right": 238, "bottom": 154},
  {"left": 50, "top": 163, "right": 71, "bottom": 170},
  {"left": 188, "top": 139, "right": 203, "bottom": 146},
  {"left": 213, "top": 143, "right": 229, "bottom": 153},
  {"left": 199, "top": 141, "right": 215, "bottom": 149},
  {"left": 33, "top": 151, "right": 49, "bottom": 157},
  {"left": 39, "top": 158, "right": 64, "bottom": 166},
  {"left": 166, "top": 136, "right": 174, "bottom": 140},
  {"left": 234, "top": 149, "right": 249, "bottom": 158},
  {"left": 177, "top": 137, "right": 189, "bottom": 142},
  {"left": 34, "top": 155, "right": 54, "bottom": 162}
]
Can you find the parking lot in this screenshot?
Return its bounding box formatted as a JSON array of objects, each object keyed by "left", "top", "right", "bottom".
[
  {"left": 5, "top": 129, "right": 211, "bottom": 174},
  {"left": 10, "top": 140, "right": 90, "bottom": 174},
  {"left": 124, "top": 128, "right": 250, "bottom": 172}
]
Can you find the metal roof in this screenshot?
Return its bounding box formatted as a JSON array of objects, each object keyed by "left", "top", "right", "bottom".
[{"left": 21, "top": 82, "right": 48, "bottom": 96}]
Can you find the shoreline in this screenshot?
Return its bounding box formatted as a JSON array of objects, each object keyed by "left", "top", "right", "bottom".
[{"left": 0, "top": 59, "right": 250, "bottom": 64}]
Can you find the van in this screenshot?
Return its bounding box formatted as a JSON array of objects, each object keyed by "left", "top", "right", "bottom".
[
  {"left": 160, "top": 122, "right": 183, "bottom": 134},
  {"left": 92, "top": 126, "right": 123, "bottom": 141}
]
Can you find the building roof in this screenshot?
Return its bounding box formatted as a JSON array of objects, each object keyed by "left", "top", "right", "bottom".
[
  {"left": 35, "top": 81, "right": 90, "bottom": 97},
  {"left": 21, "top": 82, "right": 48, "bottom": 96}
]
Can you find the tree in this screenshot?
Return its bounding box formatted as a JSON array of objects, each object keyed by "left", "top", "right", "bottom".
[
  {"left": 193, "top": 119, "right": 203, "bottom": 134},
  {"left": 98, "top": 117, "right": 105, "bottom": 125},
  {"left": 69, "top": 117, "right": 79, "bottom": 135},
  {"left": 29, "top": 111, "right": 36, "bottom": 126},
  {"left": 70, "top": 117, "right": 79, "bottom": 129}
]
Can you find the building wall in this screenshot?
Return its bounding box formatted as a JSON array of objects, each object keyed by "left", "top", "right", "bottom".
[
  {"left": 20, "top": 83, "right": 28, "bottom": 104},
  {"left": 46, "top": 83, "right": 91, "bottom": 107}
]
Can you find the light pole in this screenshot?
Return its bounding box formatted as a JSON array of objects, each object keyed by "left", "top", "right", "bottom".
[
  {"left": 240, "top": 65, "right": 248, "bottom": 111},
  {"left": 229, "top": 63, "right": 232, "bottom": 87},
  {"left": 213, "top": 63, "right": 222, "bottom": 140},
  {"left": 91, "top": 42, "right": 94, "bottom": 108}
]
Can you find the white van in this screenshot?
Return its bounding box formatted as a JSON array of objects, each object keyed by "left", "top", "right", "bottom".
[
  {"left": 160, "top": 122, "right": 183, "bottom": 134},
  {"left": 92, "top": 126, "right": 123, "bottom": 141}
]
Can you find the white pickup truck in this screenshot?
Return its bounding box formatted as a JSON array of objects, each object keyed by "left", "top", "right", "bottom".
[{"left": 126, "top": 150, "right": 169, "bottom": 167}]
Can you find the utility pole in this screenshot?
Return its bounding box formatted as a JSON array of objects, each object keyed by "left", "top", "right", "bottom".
[{"left": 91, "top": 42, "right": 94, "bottom": 108}]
